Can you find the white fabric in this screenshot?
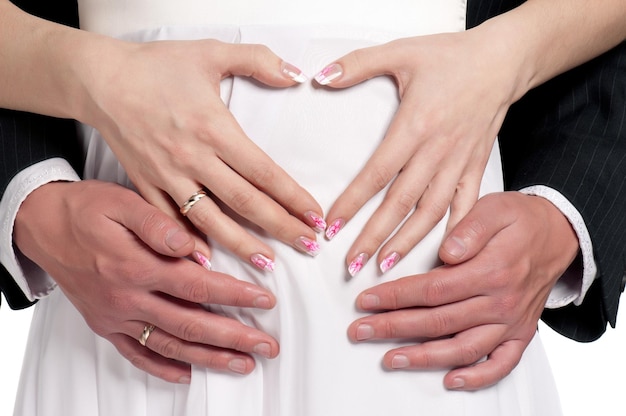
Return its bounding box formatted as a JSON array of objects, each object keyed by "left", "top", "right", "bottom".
[
  {"left": 0, "top": 159, "right": 79, "bottom": 300},
  {"left": 15, "top": 1, "right": 563, "bottom": 415},
  {"left": 520, "top": 185, "right": 597, "bottom": 308}
]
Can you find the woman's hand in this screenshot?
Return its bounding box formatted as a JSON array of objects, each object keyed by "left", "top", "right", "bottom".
[
  {"left": 78, "top": 38, "right": 325, "bottom": 267},
  {"left": 14, "top": 180, "right": 280, "bottom": 383},
  {"left": 317, "top": 30, "right": 522, "bottom": 274}
]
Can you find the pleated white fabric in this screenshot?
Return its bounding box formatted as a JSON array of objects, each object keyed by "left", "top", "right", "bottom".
[{"left": 14, "top": 2, "right": 563, "bottom": 415}]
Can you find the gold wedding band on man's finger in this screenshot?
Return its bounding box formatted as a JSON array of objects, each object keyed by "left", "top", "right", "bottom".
[
  {"left": 139, "top": 324, "right": 156, "bottom": 347},
  {"left": 180, "top": 190, "right": 207, "bottom": 216}
]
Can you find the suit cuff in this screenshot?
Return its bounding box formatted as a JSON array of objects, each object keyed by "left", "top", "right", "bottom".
[
  {"left": 0, "top": 159, "right": 80, "bottom": 301},
  {"left": 519, "top": 185, "right": 597, "bottom": 308}
]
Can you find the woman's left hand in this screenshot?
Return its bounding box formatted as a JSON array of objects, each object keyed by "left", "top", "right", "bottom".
[{"left": 318, "top": 30, "right": 522, "bottom": 273}]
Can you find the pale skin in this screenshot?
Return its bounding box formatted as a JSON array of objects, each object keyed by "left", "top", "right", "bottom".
[{"left": 3, "top": 0, "right": 626, "bottom": 389}]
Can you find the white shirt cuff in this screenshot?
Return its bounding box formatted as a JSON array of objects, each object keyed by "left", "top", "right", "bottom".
[
  {"left": 0, "top": 158, "right": 80, "bottom": 301},
  {"left": 519, "top": 185, "right": 597, "bottom": 308}
]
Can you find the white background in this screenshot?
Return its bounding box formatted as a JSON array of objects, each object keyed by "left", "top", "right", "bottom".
[{"left": 1, "top": 294, "right": 625, "bottom": 415}]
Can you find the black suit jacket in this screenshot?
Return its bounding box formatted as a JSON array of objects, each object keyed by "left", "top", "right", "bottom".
[
  {"left": 0, "top": 0, "right": 81, "bottom": 309},
  {"left": 469, "top": 0, "right": 626, "bottom": 341}
]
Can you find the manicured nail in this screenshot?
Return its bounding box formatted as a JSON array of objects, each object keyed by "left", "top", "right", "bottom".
[
  {"left": 443, "top": 236, "right": 467, "bottom": 259},
  {"left": 281, "top": 61, "right": 307, "bottom": 83},
  {"left": 361, "top": 293, "right": 380, "bottom": 309},
  {"left": 348, "top": 253, "right": 368, "bottom": 277},
  {"left": 325, "top": 218, "right": 345, "bottom": 240},
  {"left": 193, "top": 251, "right": 212, "bottom": 271},
  {"left": 228, "top": 359, "right": 248, "bottom": 374},
  {"left": 253, "top": 342, "right": 272, "bottom": 358},
  {"left": 356, "top": 324, "right": 374, "bottom": 341},
  {"left": 294, "top": 236, "right": 320, "bottom": 257},
  {"left": 449, "top": 378, "right": 466, "bottom": 389},
  {"left": 305, "top": 211, "right": 327, "bottom": 233},
  {"left": 250, "top": 253, "right": 275, "bottom": 272},
  {"left": 165, "top": 229, "right": 192, "bottom": 251},
  {"left": 254, "top": 295, "right": 272, "bottom": 309},
  {"left": 391, "top": 354, "right": 410, "bottom": 369},
  {"left": 379, "top": 252, "right": 400, "bottom": 273},
  {"left": 314, "top": 63, "right": 343, "bottom": 85}
]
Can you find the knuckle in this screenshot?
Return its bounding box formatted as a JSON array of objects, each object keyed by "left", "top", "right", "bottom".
[
  {"left": 248, "top": 163, "right": 276, "bottom": 189},
  {"left": 391, "top": 191, "right": 417, "bottom": 216},
  {"left": 228, "top": 190, "right": 256, "bottom": 215},
  {"left": 426, "top": 311, "right": 452, "bottom": 337},
  {"left": 179, "top": 319, "right": 207, "bottom": 343},
  {"left": 159, "top": 337, "right": 184, "bottom": 360},
  {"left": 369, "top": 164, "right": 394, "bottom": 193},
  {"left": 189, "top": 204, "right": 219, "bottom": 233},
  {"left": 421, "top": 279, "right": 447, "bottom": 306},
  {"left": 458, "top": 342, "right": 483, "bottom": 366}
]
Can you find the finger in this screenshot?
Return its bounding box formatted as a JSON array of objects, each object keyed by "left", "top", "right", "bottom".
[
  {"left": 380, "top": 324, "right": 506, "bottom": 371},
  {"left": 222, "top": 43, "right": 308, "bottom": 86},
  {"left": 444, "top": 169, "right": 484, "bottom": 236},
  {"left": 438, "top": 193, "right": 514, "bottom": 264},
  {"left": 110, "top": 333, "right": 192, "bottom": 383},
  {"left": 313, "top": 42, "right": 401, "bottom": 87},
  {"left": 348, "top": 297, "right": 492, "bottom": 341},
  {"left": 355, "top": 265, "right": 484, "bottom": 310},
  {"left": 325, "top": 107, "right": 421, "bottom": 244},
  {"left": 154, "top": 261, "right": 276, "bottom": 308},
  {"left": 443, "top": 340, "right": 527, "bottom": 391},
  {"left": 136, "top": 297, "right": 279, "bottom": 358},
  {"left": 128, "top": 322, "right": 262, "bottom": 375},
  {"left": 372, "top": 163, "right": 463, "bottom": 272},
  {"left": 111, "top": 189, "right": 197, "bottom": 257}
]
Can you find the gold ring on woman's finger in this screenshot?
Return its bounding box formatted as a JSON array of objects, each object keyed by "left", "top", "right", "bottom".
[{"left": 180, "top": 190, "right": 207, "bottom": 216}]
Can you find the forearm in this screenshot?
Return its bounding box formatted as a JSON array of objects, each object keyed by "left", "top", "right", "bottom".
[
  {"left": 0, "top": 0, "right": 128, "bottom": 123},
  {"left": 472, "top": 0, "right": 626, "bottom": 102}
]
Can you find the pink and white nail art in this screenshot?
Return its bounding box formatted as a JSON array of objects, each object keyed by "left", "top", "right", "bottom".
[
  {"left": 348, "top": 253, "right": 369, "bottom": 277},
  {"left": 325, "top": 218, "right": 345, "bottom": 240},
  {"left": 306, "top": 211, "right": 327, "bottom": 233},
  {"left": 251, "top": 253, "right": 276, "bottom": 272},
  {"left": 295, "top": 236, "right": 321, "bottom": 257},
  {"left": 379, "top": 252, "right": 400, "bottom": 273},
  {"left": 193, "top": 251, "right": 212, "bottom": 271},
  {"left": 314, "top": 63, "right": 343, "bottom": 85}
]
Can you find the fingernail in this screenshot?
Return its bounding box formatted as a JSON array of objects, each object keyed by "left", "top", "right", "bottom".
[
  {"left": 314, "top": 63, "right": 343, "bottom": 85},
  {"left": 305, "top": 211, "right": 327, "bottom": 233},
  {"left": 361, "top": 293, "right": 380, "bottom": 309},
  {"left": 443, "top": 236, "right": 466, "bottom": 259},
  {"left": 228, "top": 359, "right": 248, "bottom": 374},
  {"left": 166, "top": 229, "right": 192, "bottom": 251},
  {"left": 281, "top": 61, "right": 307, "bottom": 83},
  {"left": 193, "top": 251, "right": 212, "bottom": 271},
  {"left": 254, "top": 295, "right": 272, "bottom": 309},
  {"left": 250, "top": 253, "right": 275, "bottom": 272},
  {"left": 325, "top": 218, "right": 345, "bottom": 240},
  {"left": 449, "top": 378, "right": 465, "bottom": 389},
  {"left": 356, "top": 324, "right": 374, "bottom": 341},
  {"left": 294, "top": 236, "right": 320, "bottom": 257},
  {"left": 379, "top": 252, "right": 400, "bottom": 273},
  {"left": 348, "top": 253, "right": 368, "bottom": 277},
  {"left": 253, "top": 342, "right": 272, "bottom": 358},
  {"left": 391, "top": 354, "right": 410, "bottom": 369},
  {"left": 178, "top": 375, "right": 191, "bottom": 384}
]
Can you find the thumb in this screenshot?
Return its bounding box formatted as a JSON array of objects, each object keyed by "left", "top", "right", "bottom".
[
  {"left": 313, "top": 43, "right": 393, "bottom": 87},
  {"left": 225, "top": 43, "right": 308, "bottom": 87},
  {"left": 439, "top": 194, "right": 512, "bottom": 265},
  {"left": 116, "top": 191, "right": 197, "bottom": 258}
]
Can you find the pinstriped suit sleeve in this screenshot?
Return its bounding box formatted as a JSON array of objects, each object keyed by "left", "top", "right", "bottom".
[
  {"left": 468, "top": 0, "right": 626, "bottom": 341},
  {"left": 501, "top": 42, "right": 626, "bottom": 341},
  {"left": 0, "top": 0, "right": 81, "bottom": 310}
]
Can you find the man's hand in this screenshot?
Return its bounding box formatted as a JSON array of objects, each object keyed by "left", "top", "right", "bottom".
[
  {"left": 14, "top": 180, "right": 279, "bottom": 383},
  {"left": 348, "top": 192, "right": 579, "bottom": 390}
]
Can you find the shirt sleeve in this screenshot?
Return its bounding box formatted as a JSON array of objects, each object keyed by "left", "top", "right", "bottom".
[
  {"left": 0, "top": 158, "right": 80, "bottom": 301},
  {"left": 519, "top": 185, "right": 597, "bottom": 308}
]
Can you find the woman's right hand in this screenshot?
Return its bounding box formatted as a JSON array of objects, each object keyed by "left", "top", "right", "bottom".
[{"left": 76, "top": 37, "right": 325, "bottom": 266}]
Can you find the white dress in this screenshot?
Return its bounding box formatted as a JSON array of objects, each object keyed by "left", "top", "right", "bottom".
[{"left": 15, "top": 1, "right": 563, "bottom": 415}]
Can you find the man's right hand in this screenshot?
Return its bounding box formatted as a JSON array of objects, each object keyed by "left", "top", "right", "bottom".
[{"left": 13, "top": 180, "right": 279, "bottom": 383}]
